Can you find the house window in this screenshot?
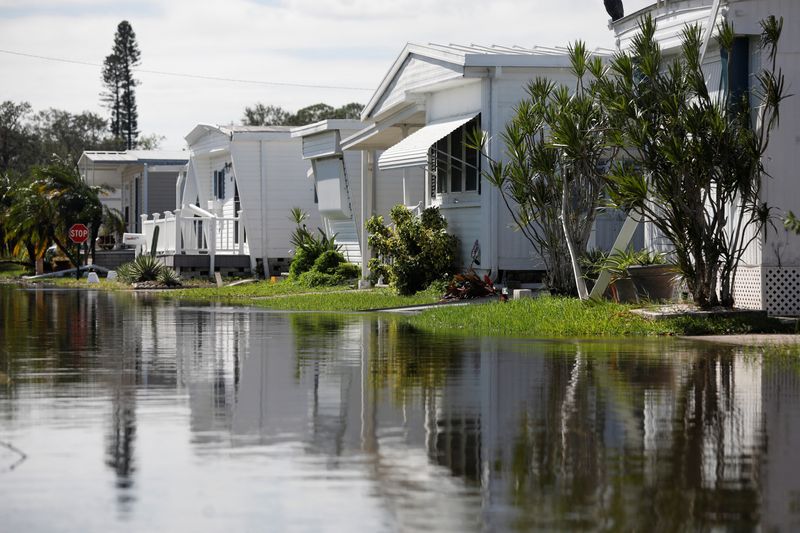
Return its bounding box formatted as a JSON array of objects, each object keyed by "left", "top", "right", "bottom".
[
  {"left": 213, "top": 168, "right": 226, "bottom": 200},
  {"left": 430, "top": 116, "right": 481, "bottom": 197}
]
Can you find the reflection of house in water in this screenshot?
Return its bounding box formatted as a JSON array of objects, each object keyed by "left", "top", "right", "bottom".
[{"left": 163, "top": 304, "right": 800, "bottom": 529}]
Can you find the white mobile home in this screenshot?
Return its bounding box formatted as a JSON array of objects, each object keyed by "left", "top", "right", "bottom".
[
  {"left": 611, "top": 0, "right": 800, "bottom": 314},
  {"left": 78, "top": 150, "right": 188, "bottom": 232},
  {"left": 141, "top": 124, "right": 320, "bottom": 276},
  {"left": 341, "top": 43, "right": 626, "bottom": 282},
  {"left": 291, "top": 119, "right": 425, "bottom": 270}
]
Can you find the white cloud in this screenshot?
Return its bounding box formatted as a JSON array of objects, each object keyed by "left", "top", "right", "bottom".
[{"left": 0, "top": 0, "right": 657, "bottom": 149}]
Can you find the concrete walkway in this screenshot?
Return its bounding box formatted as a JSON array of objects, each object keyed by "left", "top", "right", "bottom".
[{"left": 683, "top": 334, "right": 800, "bottom": 346}]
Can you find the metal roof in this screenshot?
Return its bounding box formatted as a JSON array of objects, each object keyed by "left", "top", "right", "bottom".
[
  {"left": 362, "top": 42, "right": 613, "bottom": 119},
  {"left": 80, "top": 150, "right": 188, "bottom": 164}
]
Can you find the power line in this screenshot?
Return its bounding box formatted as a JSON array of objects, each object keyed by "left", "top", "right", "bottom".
[{"left": 0, "top": 47, "right": 374, "bottom": 92}]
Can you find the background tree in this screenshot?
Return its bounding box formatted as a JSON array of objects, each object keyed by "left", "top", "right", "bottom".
[
  {"left": 481, "top": 43, "right": 612, "bottom": 297},
  {"left": 0, "top": 101, "right": 36, "bottom": 176},
  {"left": 102, "top": 21, "right": 141, "bottom": 149},
  {"left": 600, "top": 15, "right": 786, "bottom": 308},
  {"left": 33, "top": 108, "right": 117, "bottom": 165},
  {"left": 242, "top": 104, "right": 291, "bottom": 127},
  {"left": 242, "top": 102, "right": 364, "bottom": 126}
]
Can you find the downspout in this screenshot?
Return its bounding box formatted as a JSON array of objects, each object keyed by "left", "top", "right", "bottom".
[
  {"left": 401, "top": 125, "right": 409, "bottom": 205},
  {"left": 487, "top": 67, "right": 498, "bottom": 280},
  {"left": 259, "top": 140, "right": 265, "bottom": 275},
  {"left": 143, "top": 162, "right": 149, "bottom": 217}
]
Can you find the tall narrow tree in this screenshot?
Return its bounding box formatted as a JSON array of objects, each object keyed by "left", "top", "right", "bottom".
[{"left": 102, "top": 21, "right": 140, "bottom": 149}]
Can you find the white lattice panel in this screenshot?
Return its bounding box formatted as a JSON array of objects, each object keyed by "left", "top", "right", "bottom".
[
  {"left": 733, "top": 266, "right": 763, "bottom": 310},
  {"left": 765, "top": 267, "right": 800, "bottom": 316}
]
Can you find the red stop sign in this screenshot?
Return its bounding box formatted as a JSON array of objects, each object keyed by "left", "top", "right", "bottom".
[{"left": 69, "top": 223, "right": 89, "bottom": 244}]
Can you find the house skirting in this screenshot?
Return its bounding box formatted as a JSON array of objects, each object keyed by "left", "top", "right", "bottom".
[
  {"left": 734, "top": 266, "right": 800, "bottom": 316},
  {"left": 158, "top": 253, "right": 251, "bottom": 279}
]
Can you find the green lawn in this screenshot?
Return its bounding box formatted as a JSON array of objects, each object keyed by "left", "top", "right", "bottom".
[
  {"left": 405, "top": 295, "right": 794, "bottom": 338},
  {"left": 170, "top": 280, "right": 442, "bottom": 312}
]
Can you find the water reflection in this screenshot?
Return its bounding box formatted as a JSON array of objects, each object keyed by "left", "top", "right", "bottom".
[{"left": 1, "top": 286, "right": 800, "bottom": 531}]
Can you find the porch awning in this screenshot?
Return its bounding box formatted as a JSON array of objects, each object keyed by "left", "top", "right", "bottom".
[{"left": 377, "top": 113, "right": 478, "bottom": 171}]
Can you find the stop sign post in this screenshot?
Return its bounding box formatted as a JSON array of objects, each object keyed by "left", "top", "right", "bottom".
[{"left": 69, "top": 223, "right": 89, "bottom": 244}]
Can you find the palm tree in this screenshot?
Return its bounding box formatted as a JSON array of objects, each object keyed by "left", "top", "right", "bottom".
[{"left": 4, "top": 160, "right": 107, "bottom": 275}]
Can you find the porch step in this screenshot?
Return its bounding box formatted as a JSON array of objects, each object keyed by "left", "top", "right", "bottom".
[{"left": 329, "top": 220, "right": 361, "bottom": 266}]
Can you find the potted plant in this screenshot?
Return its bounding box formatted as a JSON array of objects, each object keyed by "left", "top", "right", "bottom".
[{"left": 627, "top": 251, "right": 677, "bottom": 301}]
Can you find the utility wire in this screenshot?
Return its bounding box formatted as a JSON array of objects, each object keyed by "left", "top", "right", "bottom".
[{"left": 0, "top": 47, "right": 374, "bottom": 92}]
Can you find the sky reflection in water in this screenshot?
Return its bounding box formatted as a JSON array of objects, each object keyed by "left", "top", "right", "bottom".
[{"left": 1, "top": 286, "right": 799, "bottom": 532}]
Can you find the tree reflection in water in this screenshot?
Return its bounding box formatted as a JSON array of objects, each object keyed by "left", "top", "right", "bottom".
[{"left": 3, "top": 285, "right": 800, "bottom": 531}]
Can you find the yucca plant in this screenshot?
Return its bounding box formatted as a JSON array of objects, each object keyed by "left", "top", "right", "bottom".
[
  {"left": 117, "top": 254, "right": 163, "bottom": 283},
  {"left": 156, "top": 266, "right": 182, "bottom": 287}
]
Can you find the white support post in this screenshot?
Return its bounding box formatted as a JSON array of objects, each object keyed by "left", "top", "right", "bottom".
[
  {"left": 589, "top": 211, "right": 642, "bottom": 300},
  {"left": 139, "top": 214, "right": 148, "bottom": 257},
  {"left": 173, "top": 209, "right": 182, "bottom": 254},
  {"left": 237, "top": 210, "right": 244, "bottom": 255},
  {"left": 360, "top": 150, "right": 373, "bottom": 282},
  {"left": 208, "top": 217, "right": 217, "bottom": 276}
]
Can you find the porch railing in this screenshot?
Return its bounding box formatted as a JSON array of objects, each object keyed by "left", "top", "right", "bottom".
[{"left": 140, "top": 206, "right": 247, "bottom": 272}]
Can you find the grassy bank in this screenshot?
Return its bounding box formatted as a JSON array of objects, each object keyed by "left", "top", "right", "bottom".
[
  {"left": 0, "top": 261, "right": 30, "bottom": 280},
  {"left": 170, "top": 281, "right": 442, "bottom": 312},
  {"left": 405, "top": 296, "right": 795, "bottom": 338},
  {"left": 8, "top": 271, "right": 797, "bottom": 336}
]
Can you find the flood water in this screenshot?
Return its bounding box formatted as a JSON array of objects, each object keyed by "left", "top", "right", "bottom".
[{"left": 1, "top": 286, "right": 800, "bottom": 531}]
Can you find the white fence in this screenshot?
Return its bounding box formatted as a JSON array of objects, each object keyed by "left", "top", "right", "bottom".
[{"left": 141, "top": 206, "right": 247, "bottom": 271}]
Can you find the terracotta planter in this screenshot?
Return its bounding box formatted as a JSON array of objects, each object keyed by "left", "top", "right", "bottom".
[
  {"left": 611, "top": 278, "right": 638, "bottom": 303},
  {"left": 628, "top": 265, "right": 677, "bottom": 301}
]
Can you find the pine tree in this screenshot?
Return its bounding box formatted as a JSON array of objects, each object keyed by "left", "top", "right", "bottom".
[{"left": 101, "top": 21, "right": 140, "bottom": 149}]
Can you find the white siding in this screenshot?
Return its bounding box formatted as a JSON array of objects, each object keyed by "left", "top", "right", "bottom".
[
  {"left": 342, "top": 150, "right": 363, "bottom": 227},
  {"left": 755, "top": 0, "right": 800, "bottom": 266},
  {"left": 427, "top": 82, "right": 482, "bottom": 122},
  {"left": 314, "top": 157, "right": 351, "bottom": 220},
  {"left": 491, "top": 71, "right": 574, "bottom": 272},
  {"left": 264, "top": 139, "right": 322, "bottom": 260},
  {"left": 374, "top": 163, "right": 408, "bottom": 219},
  {"left": 302, "top": 131, "right": 339, "bottom": 159},
  {"left": 614, "top": 0, "right": 723, "bottom": 52},
  {"left": 440, "top": 205, "right": 482, "bottom": 269},
  {"left": 230, "top": 141, "right": 264, "bottom": 260},
  {"left": 371, "top": 55, "right": 463, "bottom": 119}
]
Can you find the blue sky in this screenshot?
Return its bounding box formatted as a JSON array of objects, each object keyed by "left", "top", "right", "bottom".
[{"left": 0, "top": 0, "right": 655, "bottom": 149}]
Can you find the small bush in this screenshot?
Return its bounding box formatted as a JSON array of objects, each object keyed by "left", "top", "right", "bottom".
[
  {"left": 313, "top": 250, "right": 345, "bottom": 275},
  {"left": 297, "top": 270, "right": 344, "bottom": 288},
  {"left": 366, "top": 205, "right": 458, "bottom": 295},
  {"left": 289, "top": 248, "right": 317, "bottom": 278},
  {"left": 335, "top": 262, "right": 361, "bottom": 280},
  {"left": 288, "top": 208, "right": 340, "bottom": 278}
]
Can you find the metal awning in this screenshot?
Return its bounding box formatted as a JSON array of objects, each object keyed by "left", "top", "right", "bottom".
[{"left": 377, "top": 113, "right": 478, "bottom": 171}]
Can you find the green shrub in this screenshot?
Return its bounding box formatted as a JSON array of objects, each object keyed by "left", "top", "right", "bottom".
[
  {"left": 313, "top": 250, "right": 345, "bottom": 274},
  {"left": 297, "top": 270, "right": 344, "bottom": 287},
  {"left": 335, "top": 262, "right": 361, "bottom": 280},
  {"left": 288, "top": 208, "right": 340, "bottom": 278},
  {"left": 289, "top": 248, "right": 317, "bottom": 278},
  {"left": 366, "top": 205, "right": 458, "bottom": 295}
]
